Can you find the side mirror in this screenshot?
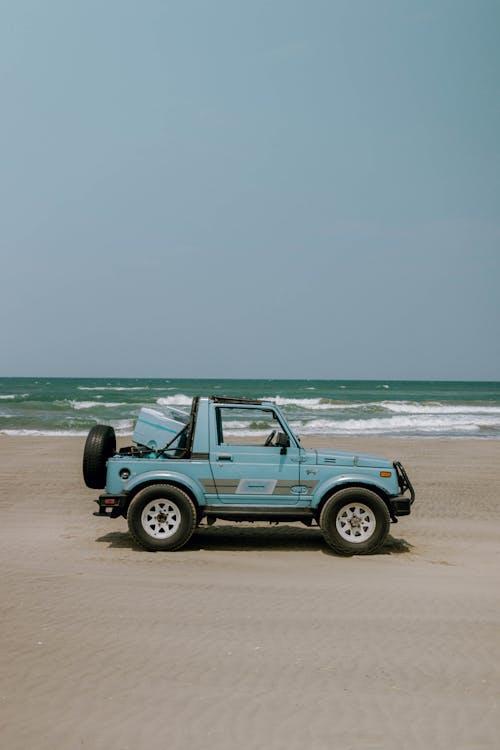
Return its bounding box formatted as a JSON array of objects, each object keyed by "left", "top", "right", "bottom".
[{"left": 276, "top": 432, "right": 290, "bottom": 454}]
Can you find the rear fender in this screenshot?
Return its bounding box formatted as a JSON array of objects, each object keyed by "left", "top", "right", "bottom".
[{"left": 124, "top": 471, "right": 206, "bottom": 507}]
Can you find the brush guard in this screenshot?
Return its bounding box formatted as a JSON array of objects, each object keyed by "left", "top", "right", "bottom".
[{"left": 387, "top": 461, "right": 416, "bottom": 519}]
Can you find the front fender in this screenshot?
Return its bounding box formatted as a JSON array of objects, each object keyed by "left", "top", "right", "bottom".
[
  {"left": 125, "top": 471, "right": 206, "bottom": 506},
  {"left": 311, "top": 473, "right": 393, "bottom": 509}
]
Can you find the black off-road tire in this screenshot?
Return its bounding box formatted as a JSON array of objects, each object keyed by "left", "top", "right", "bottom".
[
  {"left": 320, "top": 487, "right": 390, "bottom": 556},
  {"left": 127, "top": 484, "right": 197, "bottom": 552},
  {"left": 82, "top": 424, "right": 116, "bottom": 489}
]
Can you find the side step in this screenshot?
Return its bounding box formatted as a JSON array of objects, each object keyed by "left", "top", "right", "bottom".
[{"left": 203, "top": 505, "right": 315, "bottom": 523}]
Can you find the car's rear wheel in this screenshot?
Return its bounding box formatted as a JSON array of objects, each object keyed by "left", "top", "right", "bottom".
[
  {"left": 127, "top": 484, "right": 197, "bottom": 551},
  {"left": 82, "top": 424, "right": 116, "bottom": 489},
  {"left": 320, "top": 487, "right": 390, "bottom": 556}
]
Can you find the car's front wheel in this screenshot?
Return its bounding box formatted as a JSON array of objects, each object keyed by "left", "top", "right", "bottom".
[
  {"left": 127, "top": 484, "right": 197, "bottom": 551},
  {"left": 319, "top": 487, "right": 390, "bottom": 556}
]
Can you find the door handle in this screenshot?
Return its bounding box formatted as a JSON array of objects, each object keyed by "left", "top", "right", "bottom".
[{"left": 217, "top": 454, "right": 233, "bottom": 461}]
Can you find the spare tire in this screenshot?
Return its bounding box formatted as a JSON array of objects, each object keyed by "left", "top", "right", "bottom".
[{"left": 82, "top": 425, "right": 116, "bottom": 489}]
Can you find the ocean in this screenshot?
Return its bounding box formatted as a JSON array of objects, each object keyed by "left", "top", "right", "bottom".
[{"left": 1, "top": 378, "right": 500, "bottom": 439}]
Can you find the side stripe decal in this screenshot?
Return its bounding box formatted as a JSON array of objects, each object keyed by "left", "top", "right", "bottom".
[{"left": 200, "top": 479, "right": 318, "bottom": 495}]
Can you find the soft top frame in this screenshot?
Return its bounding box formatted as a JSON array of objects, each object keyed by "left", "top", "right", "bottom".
[{"left": 210, "top": 396, "right": 265, "bottom": 406}]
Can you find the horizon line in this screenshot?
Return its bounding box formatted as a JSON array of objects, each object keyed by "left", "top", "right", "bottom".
[{"left": 1, "top": 375, "right": 499, "bottom": 383}]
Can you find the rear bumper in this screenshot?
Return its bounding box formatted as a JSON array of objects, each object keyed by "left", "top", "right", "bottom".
[{"left": 94, "top": 493, "right": 128, "bottom": 518}]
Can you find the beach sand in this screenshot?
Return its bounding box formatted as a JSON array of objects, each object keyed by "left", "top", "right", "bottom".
[{"left": 1, "top": 436, "right": 499, "bottom": 749}]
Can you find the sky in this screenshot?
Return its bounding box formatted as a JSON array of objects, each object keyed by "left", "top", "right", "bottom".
[{"left": 0, "top": 0, "right": 499, "bottom": 379}]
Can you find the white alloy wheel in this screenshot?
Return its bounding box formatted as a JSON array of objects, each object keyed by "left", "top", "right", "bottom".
[
  {"left": 141, "top": 499, "right": 181, "bottom": 539},
  {"left": 336, "top": 502, "right": 376, "bottom": 543}
]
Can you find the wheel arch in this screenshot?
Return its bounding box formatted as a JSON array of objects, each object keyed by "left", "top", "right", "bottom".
[
  {"left": 315, "top": 481, "right": 391, "bottom": 518},
  {"left": 123, "top": 473, "right": 204, "bottom": 517}
]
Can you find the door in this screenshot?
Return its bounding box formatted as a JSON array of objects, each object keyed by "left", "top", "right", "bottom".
[{"left": 209, "top": 406, "right": 301, "bottom": 504}]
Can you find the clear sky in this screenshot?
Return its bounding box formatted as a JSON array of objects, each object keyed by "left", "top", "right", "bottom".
[{"left": 1, "top": 0, "right": 498, "bottom": 379}]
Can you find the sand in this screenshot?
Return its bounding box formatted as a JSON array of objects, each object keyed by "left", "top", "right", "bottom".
[{"left": 1, "top": 435, "right": 499, "bottom": 749}]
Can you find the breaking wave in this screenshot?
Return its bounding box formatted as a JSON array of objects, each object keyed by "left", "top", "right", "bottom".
[
  {"left": 224, "top": 412, "right": 500, "bottom": 437},
  {"left": 292, "top": 414, "right": 500, "bottom": 435},
  {"left": 156, "top": 395, "right": 193, "bottom": 407},
  {"left": 380, "top": 401, "right": 500, "bottom": 415},
  {"left": 110, "top": 419, "right": 134, "bottom": 433},
  {"left": 1, "top": 429, "right": 90, "bottom": 437},
  {"left": 78, "top": 386, "right": 148, "bottom": 392},
  {"left": 68, "top": 400, "right": 128, "bottom": 410},
  {"left": 262, "top": 396, "right": 346, "bottom": 410}
]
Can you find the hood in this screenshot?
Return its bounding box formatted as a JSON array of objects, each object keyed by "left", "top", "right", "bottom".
[{"left": 313, "top": 449, "right": 393, "bottom": 469}]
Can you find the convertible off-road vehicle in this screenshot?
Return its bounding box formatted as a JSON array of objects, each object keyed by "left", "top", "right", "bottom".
[{"left": 83, "top": 396, "right": 414, "bottom": 555}]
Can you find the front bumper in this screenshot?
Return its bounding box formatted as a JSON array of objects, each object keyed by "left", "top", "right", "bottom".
[{"left": 387, "top": 495, "right": 412, "bottom": 517}]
